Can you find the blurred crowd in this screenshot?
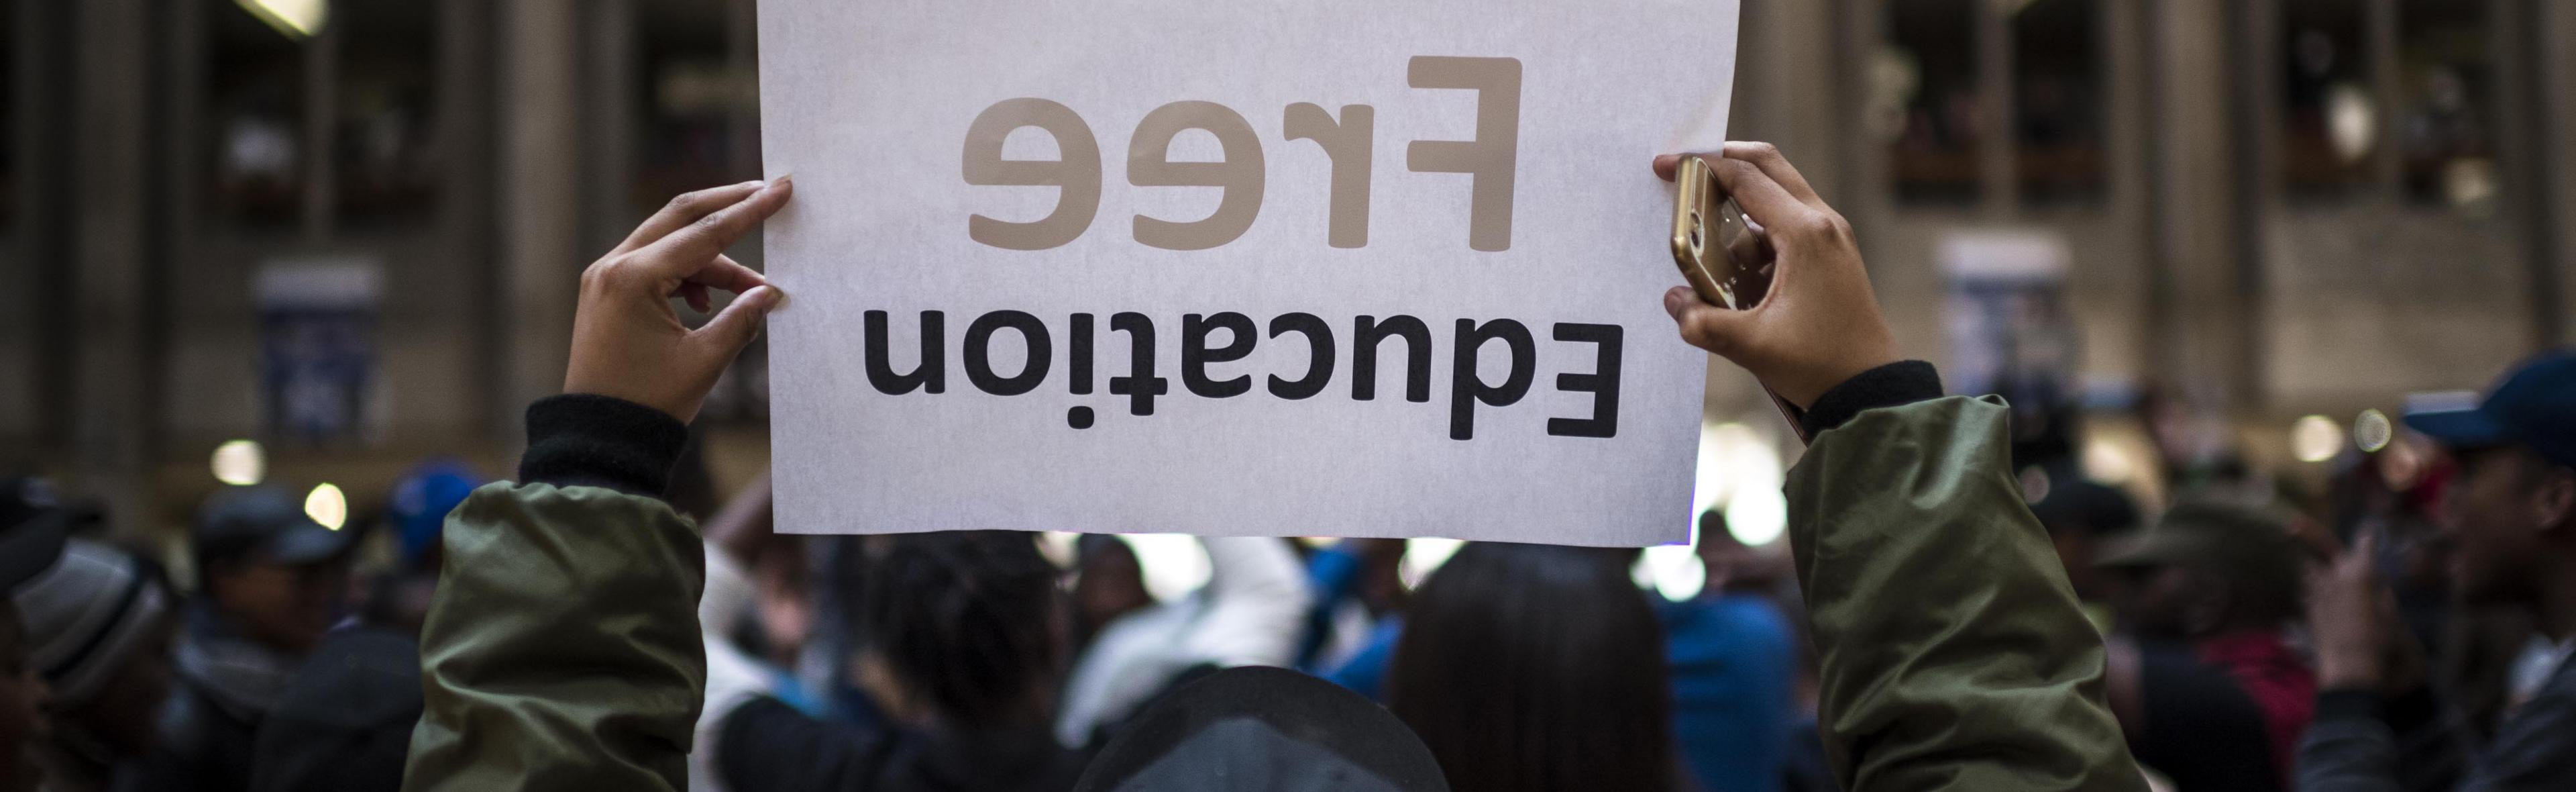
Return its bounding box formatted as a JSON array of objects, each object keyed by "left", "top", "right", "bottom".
[
  {"left": 3, "top": 150, "right": 2574, "bottom": 792},
  {"left": 5, "top": 350, "right": 2573, "bottom": 792}
]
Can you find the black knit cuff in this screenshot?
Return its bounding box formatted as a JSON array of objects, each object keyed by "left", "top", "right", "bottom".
[
  {"left": 2314, "top": 688, "right": 2385, "bottom": 724},
  {"left": 519, "top": 394, "right": 689, "bottom": 497},
  {"left": 1801, "top": 360, "right": 1944, "bottom": 436}
]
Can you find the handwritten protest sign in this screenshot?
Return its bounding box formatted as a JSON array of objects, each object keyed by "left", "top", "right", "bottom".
[{"left": 759, "top": 0, "right": 1738, "bottom": 545}]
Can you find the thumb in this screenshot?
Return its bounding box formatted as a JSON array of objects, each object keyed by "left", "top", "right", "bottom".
[
  {"left": 695, "top": 285, "right": 784, "bottom": 358},
  {"left": 1666, "top": 287, "right": 1756, "bottom": 358}
]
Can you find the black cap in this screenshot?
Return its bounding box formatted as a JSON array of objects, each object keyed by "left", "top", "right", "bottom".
[
  {"left": 195, "top": 486, "right": 357, "bottom": 567},
  {"left": 0, "top": 477, "right": 69, "bottom": 589},
  {"left": 1073, "top": 666, "right": 1449, "bottom": 792},
  {"left": 2027, "top": 475, "right": 2141, "bottom": 539},
  {"left": 2095, "top": 498, "right": 2304, "bottom": 609}
]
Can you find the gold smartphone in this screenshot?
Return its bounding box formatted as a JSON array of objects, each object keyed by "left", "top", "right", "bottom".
[
  {"left": 1668, "top": 154, "right": 1809, "bottom": 443},
  {"left": 1668, "top": 154, "right": 1772, "bottom": 310}
]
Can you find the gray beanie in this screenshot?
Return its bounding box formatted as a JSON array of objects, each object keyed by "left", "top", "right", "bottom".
[{"left": 11, "top": 539, "right": 172, "bottom": 706}]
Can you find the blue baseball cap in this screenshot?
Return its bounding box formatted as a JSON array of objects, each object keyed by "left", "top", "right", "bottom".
[
  {"left": 2404, "top": 350, "right": 2576, "bottom": 470},
  {"left": 388, "top": 460, "right": 482, "bottom": 568}
]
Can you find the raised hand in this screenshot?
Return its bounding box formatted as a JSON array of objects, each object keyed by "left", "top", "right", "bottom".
[
  {"left": 1652, "top": 144, "right": 1898, "bottom": 409},
  {"left": 565, "top": 177, "right": 794, "bottom": 423}
]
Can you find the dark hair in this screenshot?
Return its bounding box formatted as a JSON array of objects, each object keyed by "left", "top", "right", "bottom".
[
  {"left": 2165, "top": 501, "right": 2306, "bottom": 626},
  {"left": 1388, "top": 542, "right": 1674, "bottom": 792},
  {"left": 851, "top": 531, "right": 1065, "bottom": 729}
]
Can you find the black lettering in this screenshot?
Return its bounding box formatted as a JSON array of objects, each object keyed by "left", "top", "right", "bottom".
[
  {"left": 1067, "top": 313, "right": 1096, "bottom": 429},
  {"left": 1109, "top": 312, "right": 1169, "bottom": 415},
  {"left": 1182, "top": 312, "right": 1257, "bottom": 398},
  {"left": 1267, "top": 313, "right": 1335, "bottom": 400},
  {"left": 1069, "top": 313, "right": 1095, "bottom": 395},
  {"left": 963, "top": 311, "right": 1052, "bottom": 395},
  {"left": 1449, "top": 318, "right": 1534, "bottom": 440},
  {"left": 1547, "top": 323, "right": 1621, "bottom": 438},
  {"left": 865, "top": 310, "right": 947, "bottom": 395},
  {"left": 1351, "top": 315, "right": 1432, "bottom": 403}
]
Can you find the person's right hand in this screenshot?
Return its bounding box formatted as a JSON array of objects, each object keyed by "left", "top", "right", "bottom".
[
  {"left": 564, "top": 177, "right": 793, "bottom": 424},
  {"left": 1653, "top": 144, "right": 1898, "bottom": 409},
  {"left": 2305, "top": 528, "right": 2425, "bottom": 694}
]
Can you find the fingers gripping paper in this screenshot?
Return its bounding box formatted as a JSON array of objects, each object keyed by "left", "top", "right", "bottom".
[{"left": 757, "top": 0, "right": 1738, "bottom": 546}]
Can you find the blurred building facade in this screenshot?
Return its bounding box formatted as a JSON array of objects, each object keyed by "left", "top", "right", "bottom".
[{"left": 3, "top": 0, "right": 2573, "bottom": 535}]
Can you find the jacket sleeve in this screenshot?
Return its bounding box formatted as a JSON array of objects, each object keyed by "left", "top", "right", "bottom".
[
  {"left": 2298, "top": 685, "right": 2481, "bottom": 792},
  {"left": 402, "top": 395, "right": 706, "bottom": 792},
  {"left": 2304, "top": 670, "right": 2576, "bottom": 792},
  {"left": 1786, "top": 392, "right": 2146, "bottom": 792}
]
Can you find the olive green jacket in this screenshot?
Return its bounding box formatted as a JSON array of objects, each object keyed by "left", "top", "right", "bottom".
[
  {"left": 1788, "top": 396, "right": 2145, "bottom": 791},
  {"left": 401, "top": 483, "right": 706, "bottom": 791},
  {"left": 399, "top": 395, "right": 2141, "bottom": 791}
]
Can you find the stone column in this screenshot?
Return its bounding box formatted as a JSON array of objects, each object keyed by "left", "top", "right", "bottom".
[
  {"left": 69, "top": 0, "right": 158, "bottom": 525},
  {"left": 2139, "top": 0, "right": 2257, "bottom": 407},
  {"left": 2534, "top": 0, "right": 2576, "bottom": 346},
  {"left": 497, "top": 0, "right": 586, "bottom": 443}
]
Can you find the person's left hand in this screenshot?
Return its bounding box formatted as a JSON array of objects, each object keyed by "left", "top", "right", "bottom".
[{"left": 564, "top": 177, "right": 793, "bottom": 423}]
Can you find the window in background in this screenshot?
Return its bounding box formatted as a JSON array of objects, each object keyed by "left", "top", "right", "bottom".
[
  {"left": 2012, "top": 0, "right": 2106, "bottom": 206},
  {"left": 2279, "top": 0, "right": 2375, "bottom": 199},
  {"left": 207, "top": 0, "right": 307, "bottom": 228},
  {"left": 2395, "top": 0, "right": 2494, "bottom": 211},
  {"left": 333, "top": 0, "right": 439, "bottom": 227},
  {"left": 1884, "top": 0, "right": 1984, "bottom": 205},
  {"left": 633, "top": 1, "right": 745, "bottom": 219}
]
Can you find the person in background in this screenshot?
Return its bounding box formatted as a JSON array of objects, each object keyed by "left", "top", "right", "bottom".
[
  {"left": 141, "top": 485, "right": 357, "bottom": 792},
  {"left": 1053, "top": 536, "right": 1309, "bottom": 749},
  {"left": 2302, "top": 351, "right": 2576, "bottom": 791},
  {"left": 246, "top": 628, "right": 419, "bottom": 792},
  {"left": 1387, "top": 543, "right": 1679, "bottom": 792},
  {"left": 365, "top": 460, "right": 482, "bottom": 636},
  {"left": 1295, "top": 538, "right": 1407, "bottom": 672},
  {"left": 692, "top": 474, "right": 828, "bottom": 726},
  {"left": 2028, "top": 471, "right": 2143, "bottom": 624},
  {"left": 1318, "top": 517, "right": 1803, "bottom": 792},
  {"left": 3, "top": 477, "right": 73, "bottom": 792},
  {"left": 239, "top": 466, "right": 469, "bottom": 792},
  {"left": 1656, "top": 144, "right": 2142, "bottom": 790},
  {"left": 1071, "top": 666, "right": 1446, "bottom": 792},
  {"left": 1068, "top": 536, "right": 1153, "bottom": 654},
  {"left": 2094, "top": 498, "right": 2315, "bottom": 786},
  {"left": 10, "top": 539, "right": 177, "bottom": 792},
  {"left": 702, "top": 531, "right": 1087, "bottom": 792},
  {"left": 1667, "top": 511, "right": 1799, "bottom": 792}
]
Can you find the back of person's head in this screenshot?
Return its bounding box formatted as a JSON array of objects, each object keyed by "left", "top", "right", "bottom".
[
  {"left": 853, "top": 531, "right": 1066, "bottom": 731},
  {"left": 1387, "top": 542, "right": 1673, "bottom": 792},
  {"left": 249, "top": 627, "right": 421, "bottom": 792},
  {"left": 11, "top": 539, "right": 176, "bottom": 758},
  {"left": 1075, "top": 666, "right": 1448, "bottom": 792}
]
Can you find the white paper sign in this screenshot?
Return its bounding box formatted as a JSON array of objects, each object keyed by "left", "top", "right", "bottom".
[{"left": 759, "top": 0, "right": 1737, "bottom": 546}]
